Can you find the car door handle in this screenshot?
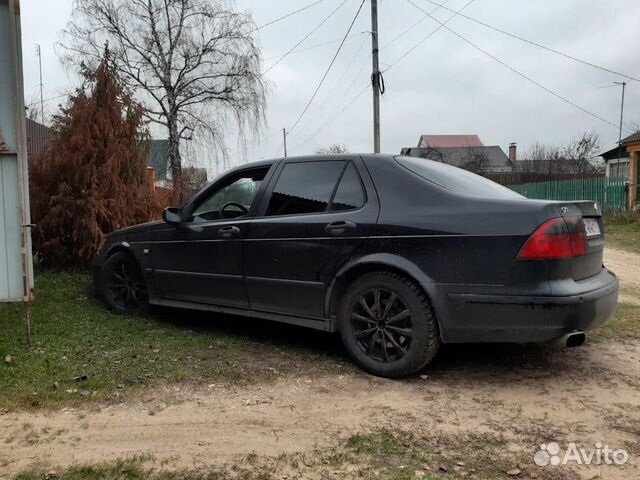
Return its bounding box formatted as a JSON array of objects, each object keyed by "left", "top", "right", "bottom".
[
  {"left": 324, "top": 221, "right": 357, "bottom": 236},
  {"left": 218, "top": 226, "right": 241, "bottom": 239}
]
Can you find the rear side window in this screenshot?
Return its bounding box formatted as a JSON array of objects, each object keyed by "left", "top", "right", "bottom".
[
  {"left": 395, "top": 156, "right": 524, "bottom": 199},
  {"left": 331, "top": 162, "right": 365, "bottom": 211},
  {"left": 267, "top": 161, "right": 345, "bottom": 216}
]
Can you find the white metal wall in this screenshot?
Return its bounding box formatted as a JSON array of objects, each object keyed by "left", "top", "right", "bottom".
[
  {"left": 0, "top": 157, "right": 23, "bottom": 299},
  {"left": 0, "top": 0, "right": 33, "bottom": 302}
]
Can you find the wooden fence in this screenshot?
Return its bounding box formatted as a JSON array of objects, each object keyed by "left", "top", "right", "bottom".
[{"left": 507, "top": 177, "right": 627, "bottom": 213}]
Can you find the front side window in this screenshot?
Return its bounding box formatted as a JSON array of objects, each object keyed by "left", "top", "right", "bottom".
[
  {"left": 267, "top": 161, "right": 345, "bottom": 216},
  {"left": 188, "top": 168, "right": 268, "bottom": 222}
]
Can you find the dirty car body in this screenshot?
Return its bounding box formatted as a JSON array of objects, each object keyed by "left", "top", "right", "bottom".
[{"left": 93, "top": 154, "right": 618, "bottom": 377}]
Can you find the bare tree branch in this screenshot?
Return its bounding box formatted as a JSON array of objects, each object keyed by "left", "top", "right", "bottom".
[
  {"left": 315, "top": 144, "right": 350, "bottom": 154},
  {"left": 60, "top": 0, "right": 267, "bottom": 183},
  {"left": 520, "top": 132, "right": 603, "bottom": 175}
]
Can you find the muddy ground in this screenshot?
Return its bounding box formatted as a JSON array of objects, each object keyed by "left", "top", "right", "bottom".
[{"left": 1, "top": 248, "right": 639, "bottom": 479}]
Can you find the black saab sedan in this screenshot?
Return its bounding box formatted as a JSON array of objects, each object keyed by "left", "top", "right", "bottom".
[{"left": 93, "top": 154, "right": 618, "bottom": 378}]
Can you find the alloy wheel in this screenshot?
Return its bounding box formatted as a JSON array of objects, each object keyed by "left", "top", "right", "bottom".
[
  {"left": 108, "top": 257, "right": 147, "bottom": 311},
  {"left": 350, "top": 287, "right": 413, "bottom": 362}
]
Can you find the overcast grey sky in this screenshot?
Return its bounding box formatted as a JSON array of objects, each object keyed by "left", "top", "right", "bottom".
[{"left": 21, "top": 0, "right": 640, "bottom": 172}]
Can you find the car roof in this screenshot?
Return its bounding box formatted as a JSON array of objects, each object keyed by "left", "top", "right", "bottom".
[
  {"left": 282, "top": 153, "right": 395, "bottom": 162},
  {"left": 220, "top": 154, "right": 398, "bottom": 178}
]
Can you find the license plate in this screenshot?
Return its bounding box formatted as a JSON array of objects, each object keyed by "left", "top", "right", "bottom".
[{"left": 583, "top": 218, "right": 601, "bottom": 237}]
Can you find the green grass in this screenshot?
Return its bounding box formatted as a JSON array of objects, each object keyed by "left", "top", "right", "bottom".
[
  {"left": 14, "top": 457, "right": 276, "bottom": 480},
  {"left": 0, "top": 270, "right": 348, "bottom": 411},
  {"left": 591, "top": 302, "right": 640, "bottom": 343},
  {"left": 341, "top": 430, "right": 515, "bottom": 480},
  {"left": 605, "top": 213, "right": 640, "bottom": 254},
  {"left": 14, "top": 429, "right": 576, "bottom": 480},
  {"left": 606, "top": 222, "right": 640, "bottom": 254},
  {"left": 14, "top": 457, "right": 253, "bottom": 480}
]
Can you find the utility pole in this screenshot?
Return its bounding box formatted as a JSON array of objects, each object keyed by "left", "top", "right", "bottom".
[
  {"left": 282, "top": 128, "right": 288, "bottom": 158},
  {"left": 370, "top": 0, "right": 380, "bottom": 153},
  {"left": 614, "top": 81, "right": 627, "bottom": 165},
  {"left": 35, "top": 44, "right": 44, "bottom": 122}
]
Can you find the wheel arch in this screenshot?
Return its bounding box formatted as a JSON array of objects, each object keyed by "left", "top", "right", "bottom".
[
  {"left": 102, "top": 241, "right": 156, "bottom": 299},
  {"left": 106, "top": 241, "right": 134, "bottom": 258},
  {"left": 98, "top": 243, "right": 149, "bottom": 314},
  {"left": 325, "top": 254, "right": 441, "bottom": 332}
]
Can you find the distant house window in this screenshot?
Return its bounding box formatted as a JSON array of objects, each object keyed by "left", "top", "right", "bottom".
[{"left": 609, "top": 160, "right": 630, "bottom": 180}]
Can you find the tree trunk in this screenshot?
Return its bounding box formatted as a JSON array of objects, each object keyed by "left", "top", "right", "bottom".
[{"left": 167, "top": 115, "right": 182, "bottom": 184}]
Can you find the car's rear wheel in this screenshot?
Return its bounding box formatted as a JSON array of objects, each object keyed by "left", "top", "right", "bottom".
[
  {"left": 98, "top": 251, "right": 148, "bottom": 314},
  {"left": 338, "top": 272, "right": 440, "bottom": 378}
]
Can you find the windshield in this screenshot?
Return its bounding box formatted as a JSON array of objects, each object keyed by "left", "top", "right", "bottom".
[{"left": 395, "top": 156, "right": 524, "bottom": 200}]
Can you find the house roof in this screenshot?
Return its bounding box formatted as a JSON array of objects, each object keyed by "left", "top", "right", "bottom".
[
  {"left": 400, "top": 146, "right": 513, "bottom": 172},
  {"left": 417, "top": 134, "right": 483, "bottom": 148},
  {"left": 620, "top": 131, "right": 640, "bottom": 145},
  {"left": 600, "top": 145, "right": 629, "bottom": 161},
  {"left": 25, "top": 118, "right": 52, "bottom": 158}
]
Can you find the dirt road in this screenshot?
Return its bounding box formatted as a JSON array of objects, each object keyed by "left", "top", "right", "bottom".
[
  {"left": 1, "top": 248, "right": 639, "bottom": 479},
  {"left": 605, "top": 248, "right": 640, "bottom": 304}
]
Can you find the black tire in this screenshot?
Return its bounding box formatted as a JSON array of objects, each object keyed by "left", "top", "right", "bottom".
[
  {"left": 338, "top": 271, "right": 440, "bottom": 378},
  {"left": 98, "top": 251, "right": 148, "bottom": 314}
]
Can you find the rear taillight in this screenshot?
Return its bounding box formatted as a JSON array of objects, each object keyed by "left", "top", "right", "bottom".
[{"left": 517, "top": 217, "right": 586, "bottom": 260}]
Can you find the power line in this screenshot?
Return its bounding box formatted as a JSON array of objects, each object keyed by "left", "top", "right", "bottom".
[
  {"left": 290, "top": 84, "right": 369, "bottom": 153},
  {"left": 405, "top": 0, "right": 628, "bottom": 133},
  {"left": 341, "top": 0, "right": 456, "bottom": 78},
  {"left": 262, "top": 129, "right": 283, "bottom": 141},
  {"left": 273, "top": 138, "right": 284, "bottom": 157},
  {"left": 286, "top": 0, "right": 367, "bottom": 137},
  {"left": 293, "top": 59, "right": 370, "bottom": 146},
  {"left": 288, "top": 0, "right": 458, "bottom": 149},
  {"left": 263, "top": 33, "right": 363, "bottom": 61},
  {"left": 251, "top": 0, "right": 326, "bottom": 33},
  {"left": 262, "top": 0, "right": 349, "bottom": 77},
  {"left": 384, "top": 0, "right": 476, "bottom": 73},
  {"left": 419, "top": 0, "right": 640, "bottom": 83},
  {"left": 25, "top": 92, "right": 68, "bottom": 107},
  {"left": 289, "top": 35, "right": 369, "bottom": 140},
  {"left": 380, "top": 0, "right": 451, "bottom": 52},
  {"left": 291, "top": 0, "right": 637, "bottom": 153}
]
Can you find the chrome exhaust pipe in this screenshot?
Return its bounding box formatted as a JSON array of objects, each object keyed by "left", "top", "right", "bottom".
[
  {"left": 547, "top": 331, "right": 586, "bottom": 348},
  {"left": 565, "top": 331, "right": 586, "bottom": 348}
]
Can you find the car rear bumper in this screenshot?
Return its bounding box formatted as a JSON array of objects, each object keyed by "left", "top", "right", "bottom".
[{"left": 438, "top": 268, "right": 619, "bottom": 343}]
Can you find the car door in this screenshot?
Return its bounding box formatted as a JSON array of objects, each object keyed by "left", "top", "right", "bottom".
[
  {"left": 151, "top": 165, "right": 272, "bottom": 308},
  {"left": 244, "top": 157, "right": 379, "bottom": 319}
]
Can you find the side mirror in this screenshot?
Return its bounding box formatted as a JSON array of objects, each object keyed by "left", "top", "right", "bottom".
[{"left": 163, "top": 207, "right": 182, "bottom": 226}]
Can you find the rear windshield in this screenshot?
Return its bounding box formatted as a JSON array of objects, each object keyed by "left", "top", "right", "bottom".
[{"left": 395, "top": 156, "right": 524, "bottom": 199}]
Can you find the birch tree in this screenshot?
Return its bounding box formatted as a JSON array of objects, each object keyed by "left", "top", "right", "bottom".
[{"left": 61, "top": 0, "right": 267, "bottom": 182}]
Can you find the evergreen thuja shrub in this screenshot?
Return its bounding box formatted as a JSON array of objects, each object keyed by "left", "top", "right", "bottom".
[{"left": 29, "top": 48, "right": 163, "bottom": 268}]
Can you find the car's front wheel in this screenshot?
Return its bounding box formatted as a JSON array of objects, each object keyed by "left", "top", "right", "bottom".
[
  {"left": 338, "top": 272, "right": 440, "bottom": 378},
  {"left": 98, "top": 251, "right": 148, "bottom": 314}
]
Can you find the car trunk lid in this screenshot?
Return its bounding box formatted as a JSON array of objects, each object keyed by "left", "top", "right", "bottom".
[{"left": 546, "top": 201, "right": 604, "bottom": 281}]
